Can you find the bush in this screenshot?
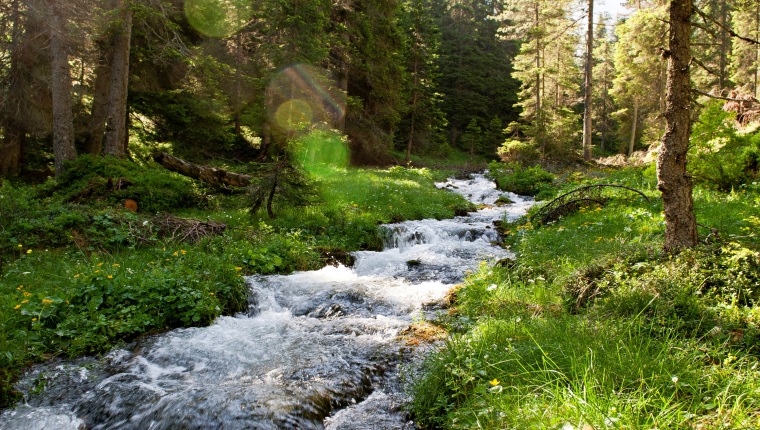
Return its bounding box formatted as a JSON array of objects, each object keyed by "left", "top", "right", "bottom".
[
  {"left": 497, "top": 139, "right": 541, "bottom": 165},
  {"left": 689, "top": 101, "right": 760, "bottom": 191},
  {"left": 487, "top": 161, "right": 554, "bottom": 196}
]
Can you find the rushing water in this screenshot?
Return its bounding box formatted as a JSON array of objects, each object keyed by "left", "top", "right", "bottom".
[{"left": 0, "top": 173, "right": 532, "bottom": 430}]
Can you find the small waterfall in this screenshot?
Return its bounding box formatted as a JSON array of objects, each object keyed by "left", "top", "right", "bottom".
[{"left": 0, "top": 173, "right": 532, "bottom": 430}]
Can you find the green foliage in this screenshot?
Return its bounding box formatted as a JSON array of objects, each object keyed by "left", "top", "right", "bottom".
[
  {"left": 0, "top": 243, "right": 248, "bottom": 406},
  {"left": 247, "top": 155, "right": 320, "bottom": 219},
  {"left": 52, "top": 155, "right": 202, "bottom": 213},
  {"left": 496, "top": 138, "right": 540, "bottom": 165},
  {"left": 130, "top": 91, "right": 241, "bottom": 158},
  {"left": 487, "top": 161, "right": 554, "bottom": 196},
  {"left": 690, "top": 101, "right": 760, "bottom": 191}
]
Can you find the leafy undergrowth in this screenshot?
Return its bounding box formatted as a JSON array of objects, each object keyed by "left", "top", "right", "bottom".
[
  {"left": 409, "top": 166, "right": 760, "bottom": 429},
  {"left": 0, "top": 156, "right": 472, "bottom": 408}
]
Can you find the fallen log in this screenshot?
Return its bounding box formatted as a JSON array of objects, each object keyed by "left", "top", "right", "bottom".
[{"left": 152, "top": 151, "right": 251, "bottom": 188}]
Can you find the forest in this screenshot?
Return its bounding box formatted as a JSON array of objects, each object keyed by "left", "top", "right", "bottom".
[{"left": 1, "top": 0, "right": 760, "bottom": 428}]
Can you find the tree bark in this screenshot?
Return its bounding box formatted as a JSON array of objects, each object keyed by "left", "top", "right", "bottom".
[
  {"left": 628, "top": 99, "right": 638, "bottom": 157},
  {"left": 657, "top": 0, "right": 698, "bottom": 252},
  {"left": 0, "top": 126, "right": 25, "bottom": 177},
  {"left": 103, "top": 0, "right": 132, "bottom": 158},
  {"left": 0, "top": 0, "right": 24, "bottom": 176},
  {"left": 87, "top": 43, "right": 113, "bottom": 155},
  {"left": 582, "top": 0, "right": 594, "bottom": 161},
  {"left": 48, "top": 0, "right": 77, "bottom": 176},
  {"left": 153, "top": 152, "right": 252, "bottom": 188}
]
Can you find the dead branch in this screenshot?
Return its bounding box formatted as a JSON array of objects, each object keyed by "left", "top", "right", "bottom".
[{"left": 153, "top": 151, "right": 252, "bottom": 188}]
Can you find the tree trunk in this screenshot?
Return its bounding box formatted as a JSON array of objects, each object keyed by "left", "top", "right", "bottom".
[
  {"left": 628, "top": 99, "right": 638, "bottom": 157},
  {"left": 153, "top": 152, "right": 252, "bottom": 188},
  {"left": 1, "top": 0, "right": 24, "bottom": 176},
  {"left": 582, "top": 0, "right": 594, "bottom": 161},
  {"left": 103, "top": 0, "right": 132, "bottom": 158},
  {"left": 657, "top": 0, "right": 698, "bottom": 252},
  {"left": 48, "top": 0, "right": 77, "bottom": 176},
  {"left": 87, "top": 43, "right": 113, "bottom": 155},
  {"left": 406, "top": 54, "right": 420, "bottom": 163},
  {"left": 0, "top": 126, "right": 25, "bottom": 177},
  {"left": 535, "top": 3, "right": 544, "bottom": 155}
]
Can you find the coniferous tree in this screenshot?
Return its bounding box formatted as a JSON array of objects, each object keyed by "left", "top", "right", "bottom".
[
  {"left": 658, "top": 0, "right": 698, "bottom": 251},
  {"left": 611, "top": 4, "right": 668, "bottom": 155},
  {"left": 591, "top": 13, "right": 617, "bottom": 153},
  {"left": 47, "top": 0, "right": 78, "bottom": 175},
  {"left": 438, "top": 0, "right": 519, "bottom": 156},
  {"left": 500, "top": 0, "right": 580, "bottom": 159},
  {"left": 729, "top": 0, "right": 760, "bottom": 96},
  {"left": 396, "top": 0, "right": 447, "bottom": 161},
  {"left": 692, "top": 0, "right": 733, "bottom": 94}
]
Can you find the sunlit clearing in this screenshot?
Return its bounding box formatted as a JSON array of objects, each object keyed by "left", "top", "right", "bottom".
[
  {"left": 184, "top": 0, "right": 252, "bottom": 39},
  {"left": 292, "top": 130, "right": 349, "bottom": 176},
  {"left": 266, "top": 64, "right": 346, "bottom": 135}
]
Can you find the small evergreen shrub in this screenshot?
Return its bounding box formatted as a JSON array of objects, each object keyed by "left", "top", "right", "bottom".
[
  {"left": 487, "top": 161, "right": 554, "bottom": 196},
  {"left": 497, "top": 139, "right": 541, "bottom": 165}
]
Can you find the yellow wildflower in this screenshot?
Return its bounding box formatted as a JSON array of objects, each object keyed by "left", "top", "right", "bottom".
[
  {"left": 23, "top": 292, "right": 32, "bottom": 298},
  {"left": 42, "top": 299, "right": 53, "bottom": 305},
  {"left": 21, "top": 299, "right": 29, "bottom": 304},
  {"left": 97, "top": 262, "right": 103, "bottom": 267},
  {"left": 112, "top": 263, "right": 120, "bottom": 267},
  {"left": 31, "top": 318, "right": 37, "bottom": 322},
  {"left": 14, "top": 304, "right": 21, "bottom": 310},
  {"left": 180, "top": 250, "right": 186, "bottom": 255},
  {"left": 173, "top": 251, "right": 179, "bottom": 256},
  {"left": 26, "top": 249, "right": 32, "bottom": 254},
  {"left": 18, "top": 244, "right": 23, "bottom": 248},
  {"left": 235, "top": 267, "right": 243, "bottom": 271},
  {"left": 107, "top": 275, "right": 113, "bottom": 279},
  {"left": 490, "top": 379, "right": 500, "bottom": 386},
  {"left": 95, "top": 270, "right": 100, "bottom": 274},
  {"left": 17, "top": 285, "right": 23, "bottom": 290}
]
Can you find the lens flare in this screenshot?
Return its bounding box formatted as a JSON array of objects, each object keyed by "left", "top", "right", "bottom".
[
  {"left": 184, "top": 0, "right": 252, "bottom": 39},
  {"left": 274, "top": 99, "right": 314, "bottom": 131},
  {"left": 266, "top": 64, "right": 346, "bottom": 136},
  {"left": 292, "top": 130, "right": 349, "bottom": 174}
]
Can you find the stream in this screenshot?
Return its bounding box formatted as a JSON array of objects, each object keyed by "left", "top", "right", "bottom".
[{"left": 0, "top": 173, "right": 532, "bottom": 430}]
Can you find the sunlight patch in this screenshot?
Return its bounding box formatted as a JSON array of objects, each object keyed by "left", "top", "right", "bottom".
[{"left": 266, "top": 64, "right": 346, "bottom": 136}]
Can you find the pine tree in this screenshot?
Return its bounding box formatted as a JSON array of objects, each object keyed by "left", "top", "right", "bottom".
[
  {"left": 729, "top": 0, "right": 760, "bottom": 96},
  {"left": 500, "top": 0, "right": 580, "bottom": 158},
  {"left": 396, "top": 0, "right": 447, "bottom": 161},
  {"left": 591, "top": 14, "right": 617, "bottom": 153},
  {"left": 438, "top": 0, "right": 520, "bottom": 155},
  {"left": 611, "top": 5, "right": 668, "bottom": 155}
]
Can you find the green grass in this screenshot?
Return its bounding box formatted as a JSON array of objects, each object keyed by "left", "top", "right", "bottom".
[{"left": 410, "top": 166, "right": 760, "bottom": 429}]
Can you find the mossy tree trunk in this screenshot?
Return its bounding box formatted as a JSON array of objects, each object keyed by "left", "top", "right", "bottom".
[{"left": 657, "top": 0, "right": 698, "bottom": 252}]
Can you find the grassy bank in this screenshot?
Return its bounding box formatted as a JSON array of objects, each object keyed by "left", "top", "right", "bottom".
[
  {"left": 0, "top": 154, "right": 472, "bottom": 408},
  {"left": 409, "top": 166, "right": 760, "bottom": 429}
]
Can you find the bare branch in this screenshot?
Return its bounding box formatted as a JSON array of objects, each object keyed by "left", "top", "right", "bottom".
[
  {"left": 693, "top": 88, "right": 760, "bottom": 104},
  {"left": 694, "top": 7, "right": 760, "bottom": 45}
]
